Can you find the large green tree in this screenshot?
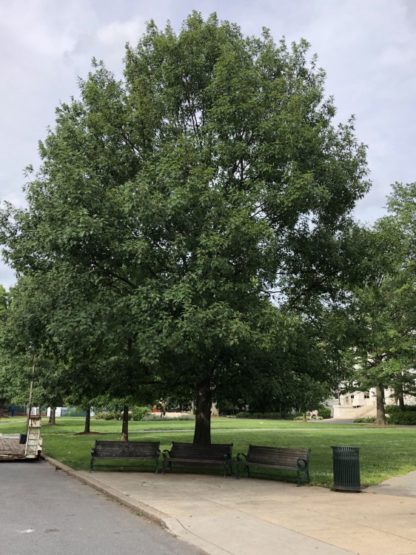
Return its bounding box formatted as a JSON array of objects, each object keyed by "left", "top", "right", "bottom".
[{"left": 1, "top": 13, "right": 370, "bottom": 443}]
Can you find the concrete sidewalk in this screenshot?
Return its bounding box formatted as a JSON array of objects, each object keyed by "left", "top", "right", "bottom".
[{"left": 47, "top": 458, "right": 416, "bottom": 555}]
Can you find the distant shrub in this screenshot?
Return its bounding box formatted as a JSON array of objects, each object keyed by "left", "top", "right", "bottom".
[
  {"left": 354, "top": 417, "right": 376, "bottom": 423},
  {"left": 235, "top": 412, "right": 251, "bottom": 419},
  {"left": 95, "top": 411, "right": 119, "bottom": 420},
  {"left": 318, "top": 405, "right": 332, "bottom": 419},
  {"left": 131, "top": 406, "right": 149, "bottom": 421},
  {"left": 385, "top": 405, "right": 416, "bottom": 414},
  {"left": 384, "top": 405, "right": 416, "bottom": 425},
  {"left": 387, "top": 411, "right": 416, "bottom": 425},
  {"left": 143, "top": 413, "right": 194, "bottom": 421},
  {"left": 235, "top": 412, "right": 293, "bottom": 420}
]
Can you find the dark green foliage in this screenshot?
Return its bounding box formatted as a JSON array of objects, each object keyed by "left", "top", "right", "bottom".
[
  {"left": 0, "top": 13, "right": 371, "bottom": 443},
  {"left": 131, "top": 406, "right": 149, "bottom": 421},
  {"left": 94, "top": 406, "right": 149, "bottom": 421},
  {"left": 346, "top": 182, "right": 416, "bottom": 424},
  {"left": 317, "top": 405, "right": 331, "bottom": 419},
  {"left": 385, "top": 405, "right": 416, "bottom": 414},
  {"left": 95, "top": 411, "right": 120, "bottom": 421},
  {"left": 235, "top": 412, "right": 295, "bottom": 419},
  {"left": 388, "top": 413, "right": 416, "bottom": 425},
  {"left": 386, "top": 405, "right": 416, "bottom": 425}
]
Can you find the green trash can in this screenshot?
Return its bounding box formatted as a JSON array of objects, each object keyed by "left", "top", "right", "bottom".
[{"left": 331, "top": 446, "right": 361, "bottom": 492}]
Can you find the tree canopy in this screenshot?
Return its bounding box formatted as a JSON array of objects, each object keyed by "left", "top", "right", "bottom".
[{"left": 0, "top": 13, "right": 372, "bottom": 442}]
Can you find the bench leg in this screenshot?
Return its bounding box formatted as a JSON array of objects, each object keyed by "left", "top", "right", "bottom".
[
  {"left": 233, "top": 460, "right": 239, "bottom": 479},
  {"left": 224, "top": 460, "right": 231, "bottom": 477},
  {"left": 162, "top": 458, "right": 171, "bottom": 474},
  {"left": 235, "top": 458, "right": 247, "bottom": 479},
  {"left": 224, "top": 461, "right": 232, "bottom": 477},
  {"left": 297, "top": 467, "right": 309, "bottom": 486},
  {"left": 89, "top": 457, "right": 94, "bottom": 472}
]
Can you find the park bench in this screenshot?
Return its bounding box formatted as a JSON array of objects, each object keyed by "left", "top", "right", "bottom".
[
  {"left": 237, "top": 445, "right": 310, "bottom": 485},
  {"left": 162, "top": 442, "right": 233, "bottom": 476},
  {"left": 90, "top": 440, "right": 161, "bottom": 472}
]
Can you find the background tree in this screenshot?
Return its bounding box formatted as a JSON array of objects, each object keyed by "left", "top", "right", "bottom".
[
  {"left": 346, "top": 186, "right": 416, "bottom": 424},
  {"left": 0, "top": 285, "right": 14, "bottom": 410},
  {"left": 0, "top": 276, "right": 69, "bottom": 421}
]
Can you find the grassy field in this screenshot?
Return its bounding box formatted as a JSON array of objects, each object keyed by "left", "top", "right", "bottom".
[{"left": 1, "top": 416, "right": 416, "bottom": 488}]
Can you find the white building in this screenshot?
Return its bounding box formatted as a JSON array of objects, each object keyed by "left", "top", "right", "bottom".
[{"left": 332, "top": 387, "right": 416, "bottom": 419}]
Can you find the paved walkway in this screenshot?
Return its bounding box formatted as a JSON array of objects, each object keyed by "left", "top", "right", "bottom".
[
  {"left": 47, "top": 457, "right": 416, "bottom": 555},
  {"left": 368, "top": 470, "right": 416, "bottom": 498}
]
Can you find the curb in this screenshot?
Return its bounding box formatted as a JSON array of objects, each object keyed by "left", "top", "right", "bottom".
[{"left": 44, "top": 456, "right": 169, "bottom": 529}]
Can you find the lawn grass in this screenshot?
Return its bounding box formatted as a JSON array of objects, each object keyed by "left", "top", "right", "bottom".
[{"left": 2, "top": 416, "right": 416, "bottom": 488}]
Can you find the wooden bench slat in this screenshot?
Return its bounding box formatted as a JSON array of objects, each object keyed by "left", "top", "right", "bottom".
[
  {"left": 90, "top": 440, "right": 161, "bottom": 472},
  {"left": 238, "top": 444, "right": 310, "bottom": 484},
  {"left": 95, "top": 445, "right": 159, "bottom": 456},
  {"left": 170, "top": 443, "right": 232, "bottom": 460},
  {"left": 163, "top": 442, "right": 233, "bottom": 476},
  {"left": 166, "top": 458, "right": 226, "bottom": 464}
]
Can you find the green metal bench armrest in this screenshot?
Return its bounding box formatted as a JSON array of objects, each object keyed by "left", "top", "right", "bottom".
[
  {"left": 296, "top": 458, "right": 308, "bottom": 470},
  {"left": 236, "top": 453, "right": 247, "bottom": 462}
]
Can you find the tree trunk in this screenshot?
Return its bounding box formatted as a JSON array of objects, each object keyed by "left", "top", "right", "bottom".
[
  {"left": 121, "top": 337, "right": 133, "bottom": 441},
  {"left": 375, "top": 384, "right": 386, "bottom": 425},
  {"left": 193, "top": 379, "right": 212, "bottom": 445},
  {"left": 121, "top": 405, "right": 129, "bottom": 441},
  {"left": 48, "top": 407, "right": 56, "bottom": 425},
  {"left": 84, "top": 406, "right": 91, "bottom": 433},
  {"left": 396, "top": 385, "right": 405, "bottom": 411}
]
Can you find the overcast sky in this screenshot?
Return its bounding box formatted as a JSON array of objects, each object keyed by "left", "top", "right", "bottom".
[{"left": 1, "top": 0, "right": 415, "bottom": 288}]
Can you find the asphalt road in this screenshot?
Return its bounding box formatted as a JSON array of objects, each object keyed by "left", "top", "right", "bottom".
[{"left": 0, "top": 461, "right": 200, "bottom": 555}]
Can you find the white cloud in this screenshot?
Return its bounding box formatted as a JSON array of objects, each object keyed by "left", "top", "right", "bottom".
[
  {"left": 1, "top": 0, "right": 415, "bottom": 284},
  {"left": 96, "top": 18, "right": 146, "bottom": 47}
]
